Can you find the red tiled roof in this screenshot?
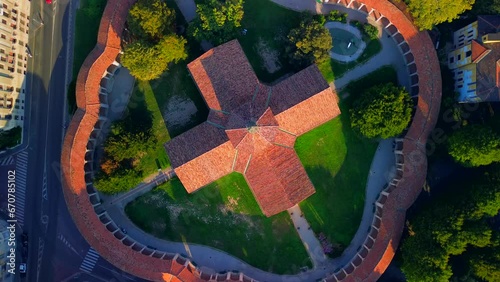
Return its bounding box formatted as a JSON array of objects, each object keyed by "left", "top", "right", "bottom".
[
  {"left": 165, "top": 122, "right": 230, "bottom": 168},
  {"left": 167, "top": 40, "right": 340, "bottom": 216},
  {"left": 244, "top": 145, "right": 315, "bottom": 216},
  {"left": 174, "top": 140, "right": 236, "bottom": 193},
  {"left": 471, "top": 40, "right": 490, "bottom": 63},
  {"left": 187, "top": 40, "right": 259, "bottom": 112}
]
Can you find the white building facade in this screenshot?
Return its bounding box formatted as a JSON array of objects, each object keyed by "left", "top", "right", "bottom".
[{"left": 0, "top": 0, "right": 30, "bottom": 130}]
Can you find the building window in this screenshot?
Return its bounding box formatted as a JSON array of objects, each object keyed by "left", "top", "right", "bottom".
[
  {"left": 466, "top": 50, "right": 472, "bottom": 57},
  {"left": 458, "top": 54, "right": 462, "bottom": 60},
  {"left": 449, "top": 57, "right": 454, "bottom": 63},
  {"left": 458, "top": 78, "right": 463, "bottom": 82},
  {"left": 1, "top": 19, "right": 6, "bottom": 25}
]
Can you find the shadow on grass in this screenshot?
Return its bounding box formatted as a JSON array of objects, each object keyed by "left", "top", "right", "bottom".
[{"left": 126, "top": 174, "right": 313, "bottom": 274}]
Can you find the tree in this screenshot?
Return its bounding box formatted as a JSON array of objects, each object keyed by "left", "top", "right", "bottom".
[
  {"left": 127, "top": 0, "right": 176, "bottom": 40},
  {"left": 401, "top": 166, "right": 500, "bottom": 282},
  {"left": 287, "top": 18, "right": 332, "bottom": 67},
  {"left": 122, "top": 35, "right": 187, "bottom": 80},
  {"left": 406, "top": 0, "right": 476, "bottom": 30},
  {"left": 448, "top": 125, "right": 500, "bottom": 167},
  {"left": 471, "top": 0, "right": 500, "bottom": 15},
  {"left": 0, "top": 126, "right": 21, "bottom": 150},
  {"left": 467, "top": 246, "right": 500, "bottom": 282},
  {"left": 188, "top": 0, "right": 244, "bottom": 45},
  {"left": 350, "top": 83, "right": 412, "bottom": 139}
]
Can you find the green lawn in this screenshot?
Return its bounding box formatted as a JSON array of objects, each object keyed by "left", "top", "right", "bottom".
[
  {"left": 132, "top": 80, "right": 171, "bottom": 171},
  {"left": 295, "top": 115, "right": 377, "bottom": 254},
  {"left": 68, "top": 0, "right": 107, "bottom": 113},
  {"left": 125, "top": 173, "right": 312, "bottom": 274},
  {"left": 237, "top": 0, "right": 303, "bottom": 82},
  {"left": 295, "top": 65, "right": 398, "bottom": 255},
  {"left": 318, "top": 39, "right": 382, "bottom": 83}
]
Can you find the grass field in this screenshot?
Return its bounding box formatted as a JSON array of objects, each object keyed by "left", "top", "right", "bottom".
[
  {"left": 125, "top": 173, "right": 312, "bottom": 274},
  {"left": 295, "top": 65, "right": 398, "bottom": 255},
  {"left": 67, "top": 0, "right": 107, "bottom": 113},
  {"left": 131, "top": 80, "right": 171, "bottom": 171}
]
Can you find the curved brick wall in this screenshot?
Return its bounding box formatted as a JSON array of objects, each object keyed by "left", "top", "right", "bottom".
[
  {"left": 321, "top": 1, "right": 441, "bottom": 281},
  {"left": 61, "top": 0, "right": 441, "bottom": 281}
]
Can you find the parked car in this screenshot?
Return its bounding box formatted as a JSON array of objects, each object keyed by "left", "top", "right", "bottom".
[{"left": 19, "top": 263, "right": 27, "bottom": 274}]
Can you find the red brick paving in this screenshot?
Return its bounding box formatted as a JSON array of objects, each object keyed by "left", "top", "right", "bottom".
[{"left": 61, "top": 0, "right": 441, "bottom": 281}]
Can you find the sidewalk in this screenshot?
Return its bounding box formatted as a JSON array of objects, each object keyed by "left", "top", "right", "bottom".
[{"left": 287, "top": 205, "right": 328, "bottom": 269}]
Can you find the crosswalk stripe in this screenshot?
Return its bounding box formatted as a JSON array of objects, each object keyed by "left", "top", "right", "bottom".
[
  {"left": 79, "top": 248, "right": 100, "bottom": 273},
  {"left": 13, "top": 151, "right": 30, "bottom": 227}
]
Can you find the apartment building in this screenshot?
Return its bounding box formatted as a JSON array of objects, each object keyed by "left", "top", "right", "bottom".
[
  {"left": 0, "top": 0, "right": 30, "bottom": 130},
  {"left": 448, "top": 16, "right": 500, "bottom": 103}
]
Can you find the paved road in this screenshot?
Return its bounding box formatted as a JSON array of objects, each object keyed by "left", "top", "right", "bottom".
[{"left": 0, "top": 0, "right": 147, "bottom": 281}]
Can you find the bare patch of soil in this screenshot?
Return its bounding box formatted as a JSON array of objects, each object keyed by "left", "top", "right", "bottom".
[
  {"left": 163, "top": 95, "right": 198, "bottom": 132},
  {"left": 256, "top": 38, "right": 282, "bottom": 74}
]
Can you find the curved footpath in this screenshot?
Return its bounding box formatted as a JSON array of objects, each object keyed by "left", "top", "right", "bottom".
[{"left": 61, "top": 0, "right": 441, "bottom": 281}]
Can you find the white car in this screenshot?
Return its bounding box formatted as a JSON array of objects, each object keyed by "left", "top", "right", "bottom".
[{"left": 19, "top": 263, "right": 26, "bottom": 274}]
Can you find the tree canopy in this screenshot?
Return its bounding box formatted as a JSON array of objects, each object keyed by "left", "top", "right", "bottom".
[
  {"left": 350, "top": 83, "right": 412, "bottom": 139},
  {"left": 188, "top": 0, "right": 244, "bottom": 45},
  {"left": 472, "top": 0, "right": 500, "bottom": 15},
  {"left": 0, "top": 126, "right": 21, "bottom": 150},
  {"left": 406, "top": 0, "right": 476, "bottom": 30},
  {"left": 448, "top": 125, "right": 500, "bottom": 167},
  {"left": 122, "top": 35, "right": 187, "bottom": 80},
  {"left": 123, "top": 0, "right": 187, "bottom": 80},
  {"left": 401, "top": 166, "right": 500, "bottom": 282},
  {"left": 287, "top": 18, "right": 332, "bottom": 67},
  {"left": 127, "top": 0, "right": 176, "bottom": 40}
]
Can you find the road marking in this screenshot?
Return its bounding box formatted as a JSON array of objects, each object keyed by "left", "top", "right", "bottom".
[
  {"left": 36, "top": 238, "right": 45, "bottom": 282},
  {"left": 0, "top": 156, "right": 14, "bottom": 166},
  {"left": 15, "top": 151, "right": 29, "bottom": 227},
  {"left": 79, "top": 248, "right": 100, "bottom": 273}
]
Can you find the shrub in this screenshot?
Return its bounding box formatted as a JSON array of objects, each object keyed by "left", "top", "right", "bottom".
[
  {"left": 326, "top": 10, "right": 347, "bottom": 23},
  {"left": 363, "top": 24, "right": 379, "bottom": 40}
]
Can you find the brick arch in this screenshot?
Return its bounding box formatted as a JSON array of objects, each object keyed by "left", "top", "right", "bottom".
[{"left": 61, "top": 0, "right": 441, "bottom": 281}]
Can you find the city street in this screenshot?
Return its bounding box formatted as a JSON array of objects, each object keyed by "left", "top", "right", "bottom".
[{"left": 0, "top": 0, "right": 145, "bottom": 281}]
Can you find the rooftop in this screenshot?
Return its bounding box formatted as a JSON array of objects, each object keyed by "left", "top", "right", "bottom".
[{"left": 165, "top": 40, "right": 340, "bottom": 216}]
